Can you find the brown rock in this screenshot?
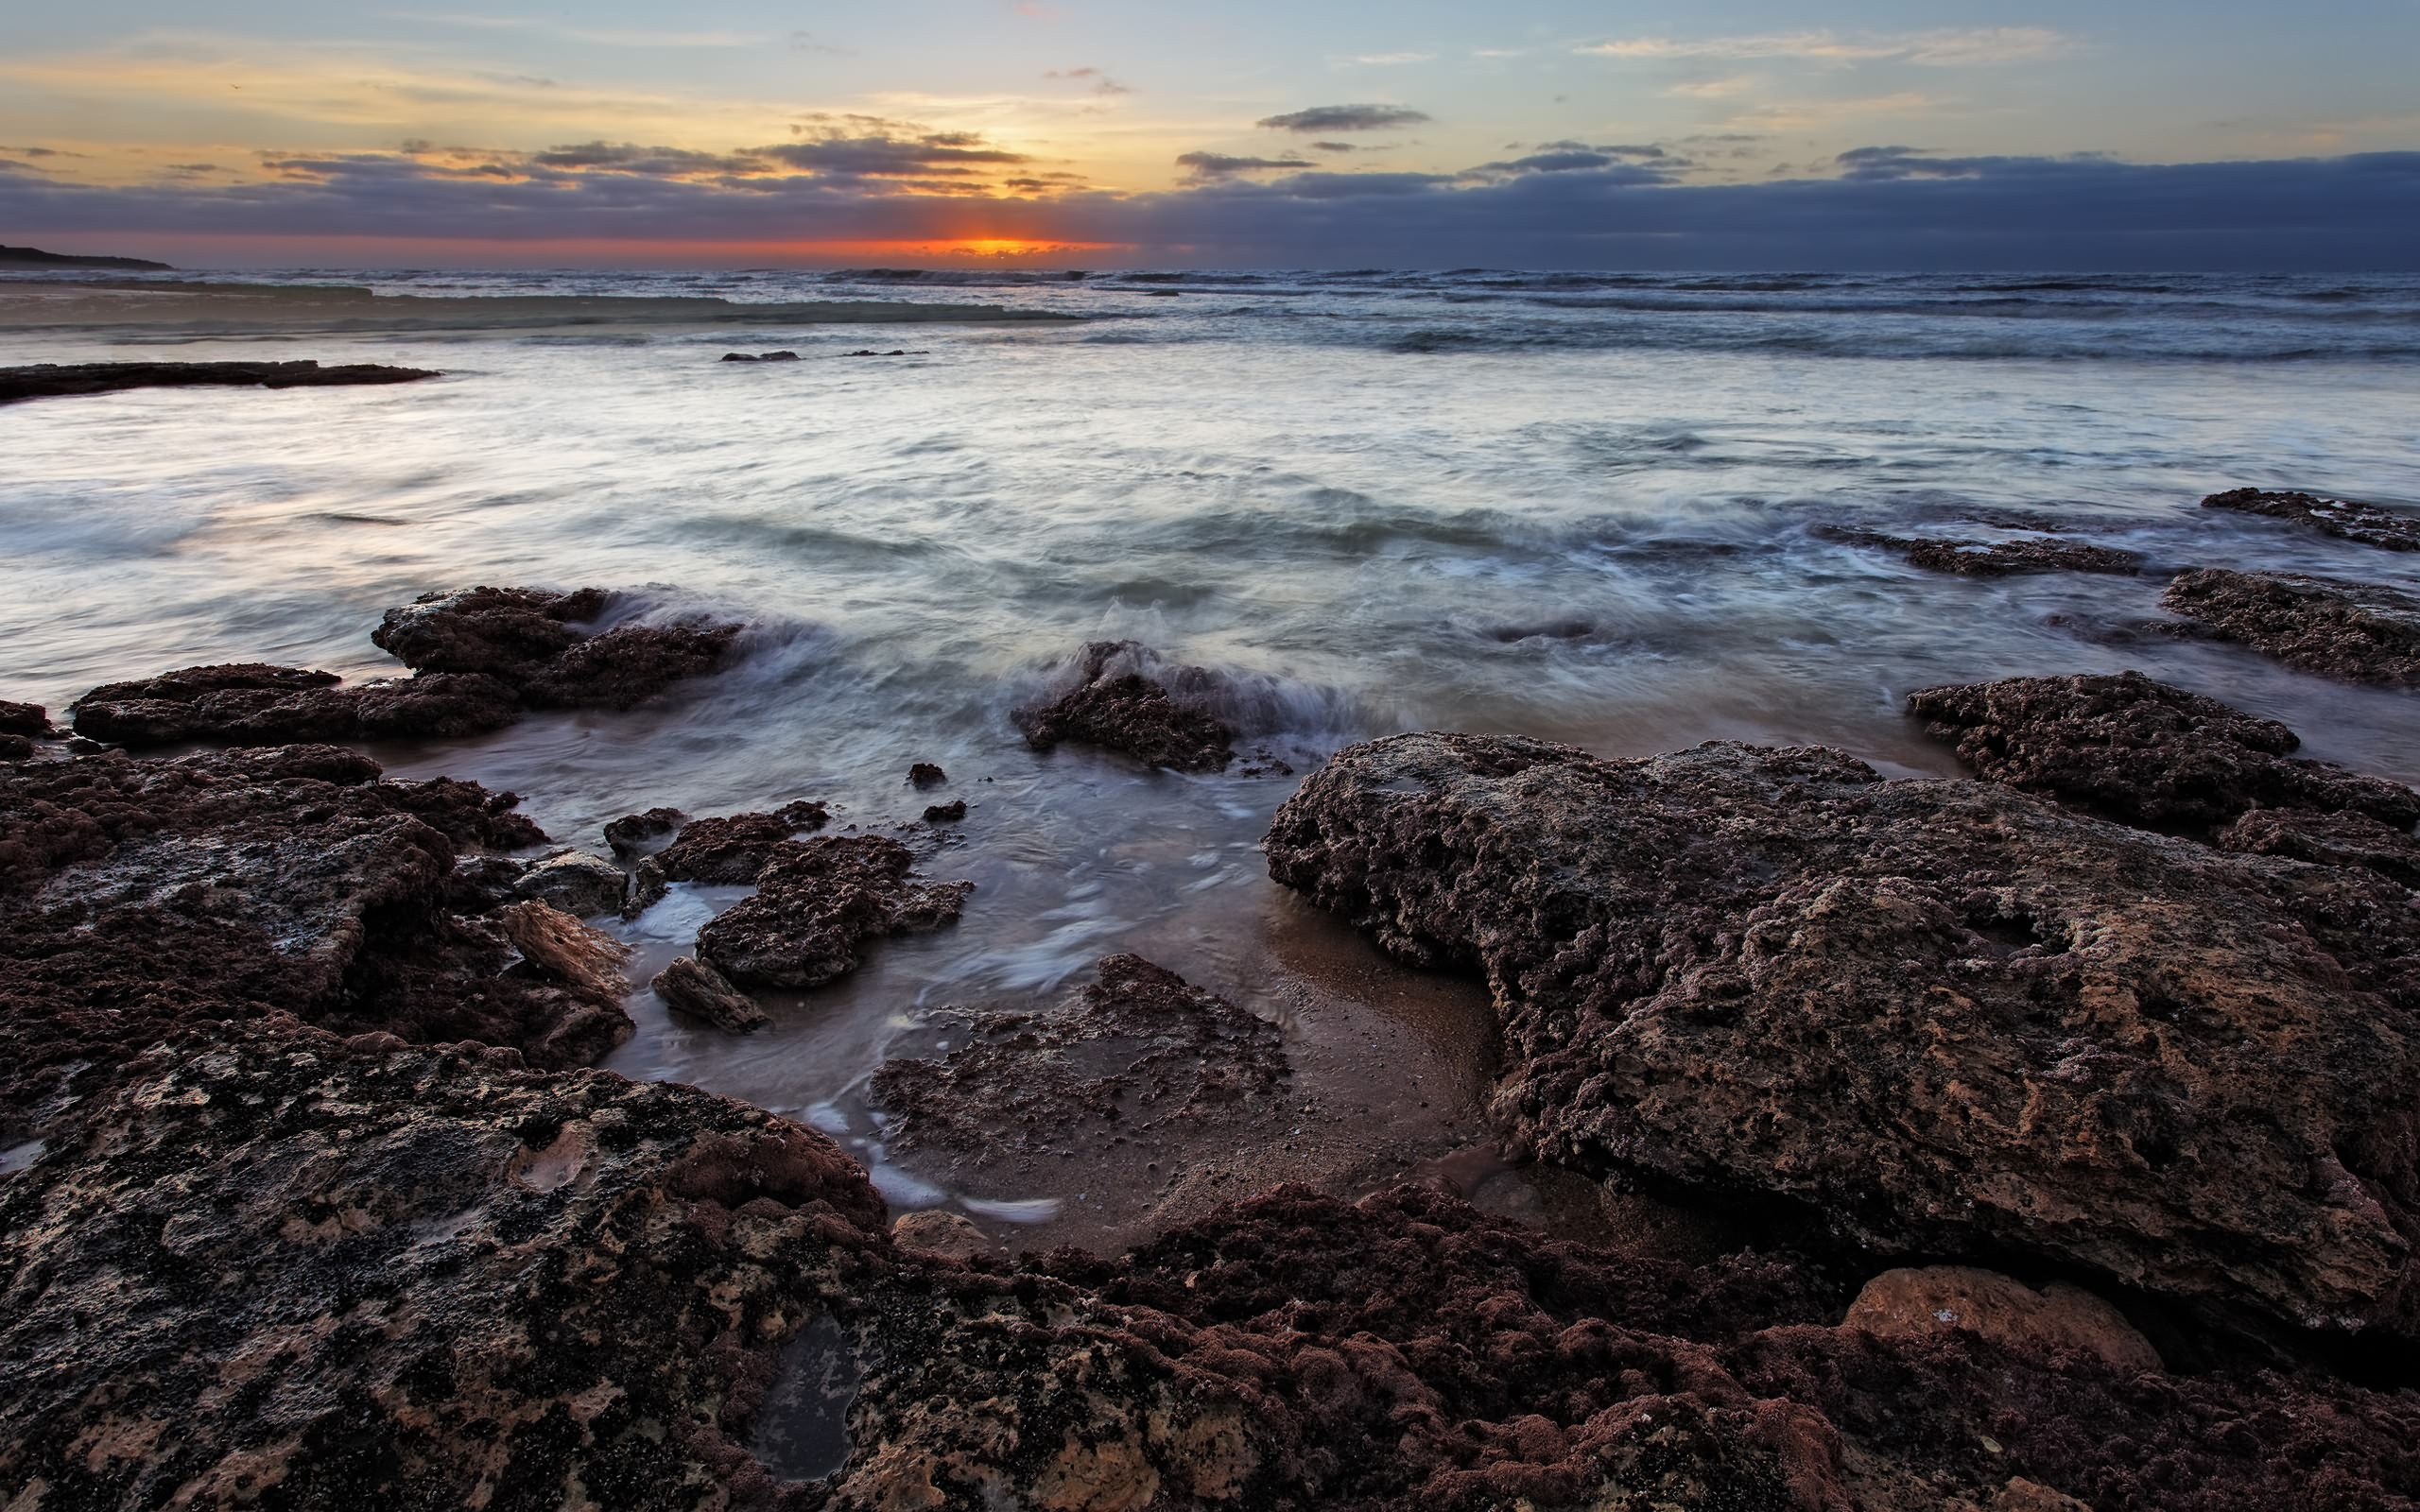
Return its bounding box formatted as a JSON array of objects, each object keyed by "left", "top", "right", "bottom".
[
  {"left": 697, "top": 835, "right": 972, "bottom": 990},
  {"left": 1011, "top": 641, "right": 1239, "bottom": 772},
  {"left": 0, "top": 702, "right": 49, "bottom": 739},
  {"left": 923, "top": 799, "right": 966, "bottom": 822},
  {"left": 497, "top": 900, "right": 631, "bottom": 1003},
  {"left": 2203, "top": 487, "right": 2420, "bottom": 552},
  {"left": 511, "top": 849, "right": 630, "bottom": 917},
  {"left": 1264, "top": 732, "right": 2420, "bottom": 1338},
  {"left": 1842, "top": 1265, "right": 2161, "bottom": 1374},
  {"left": 1908, "top": 670, "right": 2420, "bottom": 833},
  {"left": 1821, "top": 524, "right": 2140, "bottom": 577},
  {"left": 2218, "top": 806, "right": 2420, "bottom": 887},
  {"left": 0, "top": 359, "right": 440, "bottom": 404},
  {"left": 372, "top": 585, "right": 742, "bottom": 709},
  {"left": 604, "top": 805, "right": 685, "bottom": 856},
  {"left": 890, "top": 1210, "right": 990, "bottom": 1262},
  {"left": 654, "top": 811, "right": 806, "bottom": 884},
  {"left": 651, "top": 954, "right": 768, "bottom": 1033},
  {"left": 908, "top": 762, "right": 947, "bottom": 788},
  {"left": 2160, "top": 569, "right": 2420, "bottom": 686}
]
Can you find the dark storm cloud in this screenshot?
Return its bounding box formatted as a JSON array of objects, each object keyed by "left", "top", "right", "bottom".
[
  {"left": 5, "top": 146, "right": 2415, "bottom": 271},
  {"left": 1177, "top": 152, "right": 1316, "bottom": 181},
  {"left": 1255, "top": 104, "right": 1431, "bottom": 132}
]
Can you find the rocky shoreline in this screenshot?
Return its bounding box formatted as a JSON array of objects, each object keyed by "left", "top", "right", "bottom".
[
  {"left": 5, "top": 504, "right": 2420, "bottom": 1508},
  {"left": 0, "top": 360, "right": 441, "bottom": 404}
]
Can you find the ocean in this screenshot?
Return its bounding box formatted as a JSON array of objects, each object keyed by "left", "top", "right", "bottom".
[{"left": 4, "top": 266, "right": 2415, "bottom": 1244}]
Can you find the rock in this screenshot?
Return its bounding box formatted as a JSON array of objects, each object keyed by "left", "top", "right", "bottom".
[
  {"left": 720, "top": 350, "right": 799, "bottom": 362},
  {"left": 0, "top": 734, "right": 30, "bottom": 762},
  {"left": 0, "top": 744, "right": 631, "bottom": 1136},
  {"left": 697, "top": 836, "right": 972, "bottom": 990},
  {"left": 67, "top": 662, "right": 526, "bottom": 747},
  {"left": 2160, "top": 569, "right": 2420, "bottom": 686},
  {"left": 0, "top": 359, "right": 440, "bottom": 405},
  {"left": 890, "top": 1210, "right": 990, "bottom": 1262},
  {"left": 1011, "top": 641, "right": 1239, "bottom": 772},
  {"left": 624, "top": 857, "right": 669, "bottom": 919},
  {"left": 721, "top": 351, "right": 759, "bottom": 361},
  {"left": 1907, "top": 670, "right": 2420, "bottom": 833},
  {"left": 1822, "top": 525, "right": 2140, "bottom": 577},
  {"left": 4, "top": 1022, "right": 2417, "bottom": 1510},
  {"left": 872, "top": 954, "right": 1287, "bottom": 1177},
  {"left": 2216, "top": 807, "right": 2420, "bottom": 888},
  {"left": 604, "top": 805, "right": 685, "bottom": 856},
  {"left": 1990, "top": 1480, "right": 2095, "bottom": 1512},
  {"left": 0, "top": 702, "right": 48, "bottom": 738},
  {"left": 923, "top": 799, "right": 966, "bottom": 822},
  {"left": 496, "top": 899, "right": 631, "bottom": 1002},
  {"left": 1264, "top": 732, "right": 2420, "bottom": 1338},
  {"left": 372, "top": 585, "right": 742, "bottom": 710},
  {"left": 908, "top": 762, "right": 947, "bottom": 788},
  {"left": 511, "top": 849, "right": 629, "bottom": 917},
  {"left": 654, "top": 811, "right": 806, "bottom": 884},
  {"left": 776, "top": 799, "right": 830, "bottom": 830},
  {"left": 651, "top": 954, "right": 768, "bottom": 1033},
  {"left": 2203, "top": 487, "right": 2420, "bottom": 552},
  {"left": 1842, "top": 1265, "right": 2162, "bottom": 1374}
]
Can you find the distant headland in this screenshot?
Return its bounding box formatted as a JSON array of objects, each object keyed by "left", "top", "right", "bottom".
[{"left": 0, "top": 244, "right": 175, "bottom": 271}]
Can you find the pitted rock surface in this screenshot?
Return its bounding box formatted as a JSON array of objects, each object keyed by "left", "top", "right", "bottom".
[
  {"left": 1908, "top": 670, "right": 2420, "bottom": 833},
  {"left": 2203, "top": 487, "right": 2420, "bottom": 552},
  {"left": 1265, "top": 731, "right": 2420, "bottom": 1339},
  {"left": 372, "top": 585, "right": 741, "bottom": 709},
  {"left": 1012, "top": 640, "right": 1240, "bottom": 772},
  {"left": 1822, "top": 525, "right": 2140, "bottom": 577},
  {"left": 654, "top": 808, "right": 826, "bottom": 885},
  {"left": 696, "top": 835, "right": 972, "bottom": 990},
  {"left": 872, "top": 954, "right": 1287, "bottom": 1179},
  {"left": 2160, "top": 569, "right": 2420, "bottom": 686}
]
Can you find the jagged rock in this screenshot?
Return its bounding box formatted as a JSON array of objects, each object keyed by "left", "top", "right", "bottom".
[
  {"left": 1265, "top": 732, "right": 2420, "bottom": 1339},
  {"left": 0, "top": 702, "right": 48, "bottom": 738},
  {"left": 1821, "top": 525, "right": 2140, "bottom": 576},
  {"left": 908, "top": 762, "right": 947, "bottom": 788},
  {"left": 624, "top": 858, "right": 669, "bottom": 919},
  {"left": 873, "top": 954, "right": 1287, "bottom": 1177},
  {"left": 604, "top": 805, "right": 685, "bottom": 856},
  {"left": 497, "top": 900, "right": 630, "bottom": 1003},
  {"left": 697, "top": 836, "right": 971, "bottom": 990},
  {"left": 372, "top": 585, "right": 742, "bottom": 709},
  {"left": 651, "top": 954, "right": 767, "bottom": 1033},
  {"left": 1011, "top": 640, "right": 1239, "bottom": 772},
  {"left": 2203, "top": 487, "right": 2420, "bottom": 552},
  {"left": 0, "top": 744, "right": 627, "bottom": 1137},
  {"left": 2160, "top": 569, "right": 2420, "bottom": 686},
  {"left": 511, "top": 849, "right": 629, "bottom": 917},
  {"left": 2217, "top": 807, "right": 2420, "bottom": 888},
  {"left": 0, "top": 359, "right": 439, "bottom": 405},
  {"left": 1908, "top": 670, "right": 2420, "bottom": 833},
  {"left": 1842, "top": 1265, "right": 2162, "bottom": 1374},
  {"left": 923, "top": 799, "right": 966, "bottom": 822},
  {"left": 654, "top": 811, "right": 812, "bottom": 885},
  {"left": 0, "top": 735, "right": 30, "bottom": 762},
  {"left": 3, "top": 1024, "right": 2416, "bottom": 1510}
]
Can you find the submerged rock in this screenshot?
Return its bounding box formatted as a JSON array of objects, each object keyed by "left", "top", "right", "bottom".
[
  {"left": 2160, "top": 569, "right": 2420, "bottom": 686},
  {"left": 1265, "top": 731, "right": 2420, "bottom": 1339},
  {"left": 1820, "top": 524, "right": 2140, "bottom": 576},
  {"left": 604, "top": 804, "right": 685, "bottom": 856},
  {"left": 2203, "top": 486, "right": 2420, "bottom": 552},
  {"left": 1012, "top": 640, "right": 1240, "bottom": 772},
  {"left": 0, "top": 359, "right": 440, "bottom": 405},
  {"left": 697, "top": 835, "right": 972, "bottom": 989},
  {"left": 922, "top": 799, "right": 966, "bottom": 822},
  {"left": 1908, "top": 669, "right": 2420, "bottom": 833},
  {"left": 872, "top": 954, "right": 1288, "bottom": 1179},
  {"left": 372, "top": 585, "right": 743, "bottom": 710},
  {"left": 651, "top": 954, "right": 767, "bottom": 1033},
  {"left": 908, "top": 761, "right": 947, "bottom": 788}
]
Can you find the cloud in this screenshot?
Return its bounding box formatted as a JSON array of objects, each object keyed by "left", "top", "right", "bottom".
[
  {"left": 1044, "top": 66, "right": 1133, "bottom": 95},
  {"left": 1308, "top": 142, "right": 1358, "bottom": 153},
  {"left": 387, "top": 12, "right": 767, "bottom": 49},
  {"left": 1176, "top": 151, "right": 1315, "bottom": 181},
  {"left": 529, "top": 142, "right": 761, "bottom": 176},
  {"left": 1340, "top": 53, "right": 1433, "bottom": 66},
  {"left": 7, "top": 138, "right": 2413, "bottom": 274},
  {"left": 1666, "top": 76, "right": 1757, "bottom": 99},
  {"left": 1578, "top": 27, "right": 2074, "bottom": 67},
  {"left": 1256, "top": 104, "right": 1431, "bottom": 133}
]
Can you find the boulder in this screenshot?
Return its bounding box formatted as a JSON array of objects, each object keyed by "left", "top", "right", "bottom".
[
  {"left": 1908, "top": 670, "right": 2420, "bottom": 833},
  {"left": 654, "top": 811, "right": 811, "bottom": 884},
  {"left": 1842, "top": 1265, "right": 2162, "bottom": 1374},
  {"left": 2203, "top": 487, "right": 2420, "bottom": 552},
  {"left": 511, "top": 849, "right": 630, "bottom": 918},
  {"left": 651, "top": 954, "right": 767, "bottom": 1033},
  {"left": 1821, "top": 525, "right": 2140, "bottom": 577},
  {"left": 1264, "top": 732, "right": 2420, "bottom": 1338},
  {"left": 372, "top": 585, "right": 742, "bottom": 709},
  {"left": 697, "top": 836, "right": 971, "bottom": 990},
  {"left": 0, "top": 702, "right": 49, "bottom": 739},
  {"left": 1011, "top": 640, "right": 1239, "bottom": 772},
  {"left": 2160, "top": 569, "right": 2420, "bottom": 686},
  {"left": 604, "top": 805, "right": 685, "bottom": 856}
]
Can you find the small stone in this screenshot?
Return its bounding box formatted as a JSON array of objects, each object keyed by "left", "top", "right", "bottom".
[
  {"left": 908, "top": 763, "right": 947, "bottom": 789},
  {"left": 512, "top": 850, "right": 628, "bottom": 919},
  {"left": 604, "top": 806, "right": 685, "bottom": 857},
  {"left": 890, "top": 1211, "right": 989, "bottom": 1262},
  {"left": 650, "top": 955, "right": 767, "bottom": 1034},
  {"left": 924, "top": 799, "right": 967, "bottom": 822}
]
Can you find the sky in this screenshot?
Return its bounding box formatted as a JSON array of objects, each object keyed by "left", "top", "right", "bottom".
[{"left": 2, "top": 1, "right": 2415, "bottom": 268}]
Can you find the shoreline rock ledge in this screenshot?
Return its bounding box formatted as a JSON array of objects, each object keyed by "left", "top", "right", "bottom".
[{"left": 1264, "top": 730, "right": 2420, "bottom": 1341}]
